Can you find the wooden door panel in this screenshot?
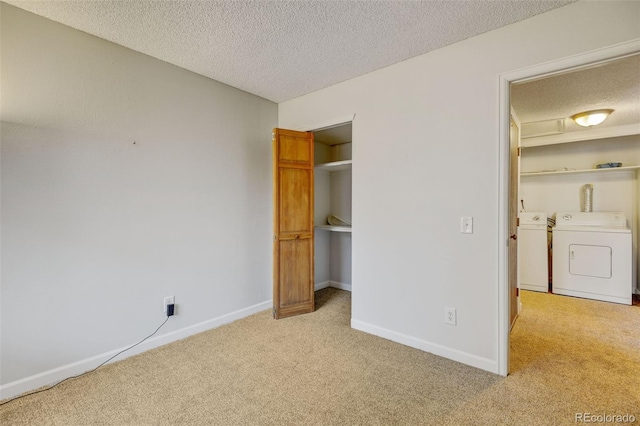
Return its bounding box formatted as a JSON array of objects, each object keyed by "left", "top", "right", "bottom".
[
  {"left": 279, "top": 168, "right": 312, "bottom": 234},
  {"left": 279, "top": 239, "right": 313, "bottom": 312},
  {"left": 273, "top": 128, "right": 314, "bottom": 319},
  {"left": 278, "top": 133, "right": 313, "bottom": 165}
]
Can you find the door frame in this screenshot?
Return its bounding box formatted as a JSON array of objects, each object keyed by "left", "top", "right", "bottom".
[{"left": 497, "top": 39, "right": 640, "bottom": 376}]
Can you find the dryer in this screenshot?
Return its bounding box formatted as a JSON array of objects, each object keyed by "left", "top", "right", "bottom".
[{"left": 552, "top": 212, "right": 632, "bottom": 305}]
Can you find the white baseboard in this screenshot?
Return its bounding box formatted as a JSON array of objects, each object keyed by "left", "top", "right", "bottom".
[
  {"left": 350, "top": 319, "right": 498, "bottom": 374},
  {"left": 314, "top": 281, "right": 331, "bottom": 291},
  {"left": 0, "top": 300, "right": 272, "bottom": 400},
  {"left": 315, "top": 281, "right": 352, "bottom": 292},
  {"left": 328, "top": 281, "right": 352, "bottom": 291}
]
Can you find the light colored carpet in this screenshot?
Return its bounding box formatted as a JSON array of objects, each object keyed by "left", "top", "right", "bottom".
[{"left": 1, "top": 288, "right": 639, "bottom": 425}]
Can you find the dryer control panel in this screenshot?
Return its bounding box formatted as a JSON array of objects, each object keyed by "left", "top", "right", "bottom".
[{"left": 555, "top": 211, "right": 626, "bottom": 228}]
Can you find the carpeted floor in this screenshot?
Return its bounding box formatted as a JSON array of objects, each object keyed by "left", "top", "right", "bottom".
[{"left": 1, "top": 288, "right": 639, "bottom": 425}]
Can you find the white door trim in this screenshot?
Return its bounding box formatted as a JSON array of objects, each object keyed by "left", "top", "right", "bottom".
[{"left": 497, "top": 38, "right": 640, "bottom": 377}]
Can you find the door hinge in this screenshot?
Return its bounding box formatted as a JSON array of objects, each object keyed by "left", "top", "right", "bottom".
[
  {"left": 517, "top": 147, "right": 521, "bottom": 157},
  {"left": 273, "top": 235, "right": 277, "bottom": 241},
  {"left": 272, "top": 307, "right": 276, "bottom": 318},
  {"left": 516, "top": 217, "right": 520, "bottom": 227}
]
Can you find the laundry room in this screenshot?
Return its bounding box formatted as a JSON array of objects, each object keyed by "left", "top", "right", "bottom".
[{"left": 511, "top": 54, "right": 640, "bottom": 304}]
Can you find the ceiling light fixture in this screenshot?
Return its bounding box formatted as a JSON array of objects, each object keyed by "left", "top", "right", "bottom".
[{"left": 570, "top": 109, "right": 614, "bottom": 127}]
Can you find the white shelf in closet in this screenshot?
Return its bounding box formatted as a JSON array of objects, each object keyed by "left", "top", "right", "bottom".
[
  {"left": 521, "top": 165, "right": 640, "bottom": 177},
  {"left": 521, "top": 123, "right": 640, "bottom": 148},
  {"left": 315, "top": 225, "right": 352, "bottom": 233},
  {"left": 315, "top": 160, "right": 352, "bottom": 172}
]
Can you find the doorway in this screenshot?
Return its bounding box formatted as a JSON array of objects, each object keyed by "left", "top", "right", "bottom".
[{"left": 498, "top": 40, "right": 640, "bottom": 376}]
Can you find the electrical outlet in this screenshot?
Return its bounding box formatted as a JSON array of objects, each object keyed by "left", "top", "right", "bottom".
[
  {"left": 163, "top": 296, "right": 175, "bottom": 314},
  {"left": 445, "top": 307, "right": 457, "bottom": 325}
]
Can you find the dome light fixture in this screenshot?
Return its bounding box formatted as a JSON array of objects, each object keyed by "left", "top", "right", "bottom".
[{"left": 570, "top": 109, "right": 614, "bottom": 127}]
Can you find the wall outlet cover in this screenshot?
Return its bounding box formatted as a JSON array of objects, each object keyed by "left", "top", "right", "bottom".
[
  {"left": 445, "top": 307, "right": 457, "bottom": 325},
  {"left": 163, "top": 296, "right": 175, "bottom": 314}
]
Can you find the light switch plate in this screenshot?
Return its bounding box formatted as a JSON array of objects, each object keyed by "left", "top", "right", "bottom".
[{"left": 461, "top": 217, "right": 473, "bottom": 234}]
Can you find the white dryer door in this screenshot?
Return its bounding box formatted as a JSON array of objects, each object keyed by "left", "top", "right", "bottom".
[{"left": 569, "top": 244, "right": 612, "bottom": 278}]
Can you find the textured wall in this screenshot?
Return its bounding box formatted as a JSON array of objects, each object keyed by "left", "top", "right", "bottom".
[{"left": 1, "top": 4, "right": 276, "bottom": 391}]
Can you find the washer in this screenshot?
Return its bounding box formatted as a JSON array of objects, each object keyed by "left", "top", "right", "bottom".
[
  {"left": 518, "top": 212, "right": 548, "bottom": 293},
  {"left": 552, "top": 212, "right": 632, "bottom": 305}
]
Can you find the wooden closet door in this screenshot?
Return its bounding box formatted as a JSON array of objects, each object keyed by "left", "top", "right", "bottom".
[{"left": 273, "top": 128, "right": 314, "bottom": 319}]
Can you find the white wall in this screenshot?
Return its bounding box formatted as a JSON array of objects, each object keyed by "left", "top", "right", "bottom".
[
  {"left": 1, "top": 4, "right": 276, "bottom": 396},
  {"left": 520, "top": 171, "right": 635, "bottom": 220},
  {"left": 329, "top": 171, "right": 352, "bottom": 285},
  {"left": 279, "top": 1, "right": 640, "bottom": 373}
]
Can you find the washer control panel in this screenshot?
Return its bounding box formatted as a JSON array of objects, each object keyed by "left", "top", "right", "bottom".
[{"left": 519, "top": 212, "right": 547, "bottom": 225}]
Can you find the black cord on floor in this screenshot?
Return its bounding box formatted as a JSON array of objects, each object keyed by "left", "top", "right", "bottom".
[{"left": 0, "top": 315, "right": 171, "bottom": 407}]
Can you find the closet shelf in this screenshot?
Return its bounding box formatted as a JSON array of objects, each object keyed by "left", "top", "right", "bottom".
[
  {"left": 521, "top": 165, "right": 640, "bottom": 177},
  {"left": 315, "top": 160, "right": 352, "bottom": 172},
  {"left": 521, "top": 123, "right": 640, "bottom": 148},
  {"left": 315, "top": 225, "right": 352, "bottom": 233}
]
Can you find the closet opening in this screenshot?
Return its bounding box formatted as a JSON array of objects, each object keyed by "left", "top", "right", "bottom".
[{"left": 312, "top": 123, "right": 353, "bottom": 294}]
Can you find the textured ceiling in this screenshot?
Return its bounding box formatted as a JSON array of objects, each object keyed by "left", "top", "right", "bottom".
[
  {"left": 4, "top": 0, "right": 575, "bottom": 103},
  {"left": 511, "top": 54, "right": 640, "bottom": 132}
]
